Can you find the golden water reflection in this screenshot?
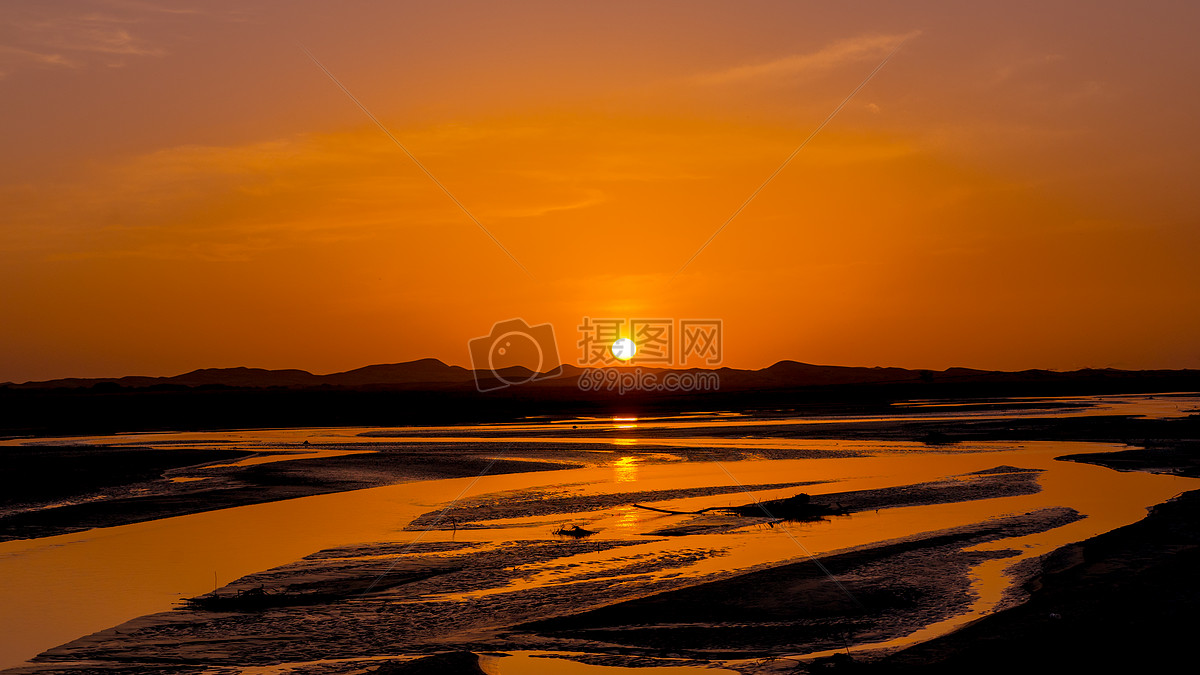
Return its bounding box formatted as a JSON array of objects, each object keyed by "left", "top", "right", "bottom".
[
  {"left": 612, "top": 416, "right": 638, "bottom": 430},
  {"left": 612, "top": 456, "right": 638, "bottom": 483},
  {"left": 1, "top": 398, "right": 1198, "bottom": 671}
]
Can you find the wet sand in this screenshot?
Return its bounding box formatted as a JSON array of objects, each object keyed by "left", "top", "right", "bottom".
[
  {"left": 13, "top": 470, "right": 1066, "bottom": 672},
  {"left": 2, "top": 396, "right": 1199, "bottom": 673},
  {"left": 0, "top": 442, "right": 577, "bottom": 542},
  {"left": 517, "top": 508, "right": 1083, "bottom": 658},
  {"left": 5, "top": 394, "right": 1195, "bottom": 543},
  {"left": 10, "top": 449, "right": 1192, "bottom": 673},
  {"left": 866, "top": 446, "right": 1200, "bottom": 673}
]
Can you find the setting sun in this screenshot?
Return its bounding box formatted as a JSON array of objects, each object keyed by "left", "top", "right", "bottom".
[{"left": 612, "top": 338, "right": 637, "bottom": 361}]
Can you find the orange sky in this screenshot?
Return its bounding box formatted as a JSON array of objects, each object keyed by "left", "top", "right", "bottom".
[{"left": 2, "top": 1, "right": 1199, "bottom": 382}]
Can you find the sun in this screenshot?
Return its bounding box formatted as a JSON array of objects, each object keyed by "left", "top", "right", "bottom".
[{"left": 612, "top": 338, "right": 636, "bottom": 361}]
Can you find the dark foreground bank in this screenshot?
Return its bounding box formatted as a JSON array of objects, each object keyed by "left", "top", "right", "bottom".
[{"left": 863, "top": 456, "right": 1200, "bottom": 673}]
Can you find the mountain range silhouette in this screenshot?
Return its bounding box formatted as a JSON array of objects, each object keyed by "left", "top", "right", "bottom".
[{"left": 5, "top": 358, "right": 1199, "bottom": 391}]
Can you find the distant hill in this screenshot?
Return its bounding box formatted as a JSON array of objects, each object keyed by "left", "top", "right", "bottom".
[
  {"left": 3, "top": 358, "right": 475, "bottom": 390},
  {"left": 5, "top": 358, "right": 1200, "bottom": 393},
  {"left": 4, "top": 358, "right": 1199, "bottom": 437},
  {"left": 319, "top": 359, "right": 475, "bottom": 386}
]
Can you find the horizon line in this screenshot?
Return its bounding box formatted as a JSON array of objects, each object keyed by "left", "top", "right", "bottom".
[{"left": 4, "top": 357, "right": 1196, "bottom": 387}]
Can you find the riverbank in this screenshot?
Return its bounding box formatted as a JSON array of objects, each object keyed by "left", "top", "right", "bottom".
[
  {"left": 863, "top": 446, "right": 1200, "bottom": 673},
  {"left": 15, "top": 469, "right": 1077, "bottom": 672},
  {"left": 3, "top": 399, "right": 1198, "bottom": 673},
  {"left": 0, "top": 442, "right": 577, "bottom": 542},
  {"left": 4, "top": 395, "right": 1195, "bottom": 543}
]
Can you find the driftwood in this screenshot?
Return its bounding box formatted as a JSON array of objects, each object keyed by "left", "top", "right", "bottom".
[
  {"left": 634, "top": 493, "right": 849, "bottom": 521},
  {"left": 632, "top": 503, "right": 725, "bottom": 515},
  {"left": 553, "top": 525, "right": 597, "bottom": 538}
]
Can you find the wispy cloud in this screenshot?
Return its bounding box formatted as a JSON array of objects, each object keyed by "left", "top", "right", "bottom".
[
  {"left": 0, "top": 1, "right": 196, "bottom": 78},
  {"left": 0, "top": 122, "right": 614, "bottom": 260},
  {"left": 98, "top": 0, "right": 203, "bottom": 16},
  {"left": 0, "top": 45, "right": 76, "bottom": 75},
  {"left": 1, "top": 110, "right": 932, "bottom": 264},
  {"left": 693, "top": 30, "right": 921, "bottom": 86},
  {"left": 487, "top": 190, "right": 606, "bottom": 219}
]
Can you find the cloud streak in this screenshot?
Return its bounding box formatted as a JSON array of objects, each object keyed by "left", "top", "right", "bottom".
[
  {"left": 693, "top": 30, "right": 921, "bottom": 86},
  {"left": 0, "top": 45, "right": 75, "bottom": 75},
  {"left": 0, "top": 2, "right": 185, "bottom": 78}
]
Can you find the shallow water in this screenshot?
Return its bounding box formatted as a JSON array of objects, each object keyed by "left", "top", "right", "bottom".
[
  {"left": 2, "top": 391, "right": 1194, "bottom": 451},
  {"left": 0, "top": 395, "right": 1197, "bottom": 672},
  {"left": 419, "top": 444, "right": 1190, "bottom": 617}
]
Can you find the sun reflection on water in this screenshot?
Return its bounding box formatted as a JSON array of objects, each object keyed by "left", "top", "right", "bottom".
[
  {"left": 614, "top": 505, "right": 640, "bottom": 531},
  {"left": 613, "top": 456, "right": 639, "bottom": 483},
  {"left": 612, "top": 416, "right": 638, "bottom": 429}
]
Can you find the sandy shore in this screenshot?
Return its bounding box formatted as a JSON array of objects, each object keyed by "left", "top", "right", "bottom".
[
  {"left": 0, "top": 443, "right": 577, "bottom": 542},
  {"left": 865, "top": 447, "right": 1200, "bottom": 673},
  {"left": 12, "top": 465, "right": 1076, "bottom": 672},
  {"left": 4, "top": 400, "right": 1199, "bottom": 673}
]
